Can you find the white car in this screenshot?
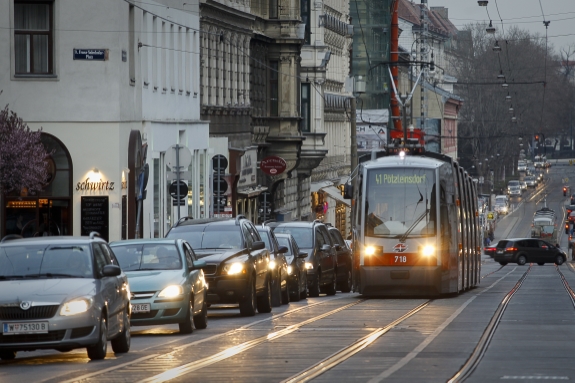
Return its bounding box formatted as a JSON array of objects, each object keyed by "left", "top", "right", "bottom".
[
  {"left": 508, "top": 185, "right": 522, "bottom": 197},
  {"left": 494, "top": 203, "right": 509, "bottom": 215}
]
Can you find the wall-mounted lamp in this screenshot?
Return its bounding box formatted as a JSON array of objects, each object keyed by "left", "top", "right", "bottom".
[
  {"left": 493, "top": 41, "right": 501, "bottom": 52},
  {"left": 486, "top": 20, "right": 496, "bottom": 34},
  {"left": 92, "top": 168, "right": 99, "bottom": 173}
]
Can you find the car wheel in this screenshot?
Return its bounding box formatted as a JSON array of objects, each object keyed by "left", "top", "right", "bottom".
[
  {"left": 257, "top": 277, "right": 272, "bottom": 313},
  {"left": 499, "top": 261, "right": 508, "bottom": 266},
  {"left": 87, "top": 315, "right": 108, "bottom": 360},
  {"left": 290, "top": 274, "right": 301, "bottom": 302},
  {"left": 555, "top": 255, "right": 565, "bottom": 266},
  {"left": 308, "top": 271, "right": 320, "bottom": 297},
  {"left": 178, "top": 299, "right": 194, "bottom": 334},
  {"left": 517, "top": 255, "right": 527, "bottom": 266},
  {"left": 0, "top": 351, "right": 16, "bottom": 360},
  {"left": 325, "top": 271, "right": 337, "bottom": 296},
  {"left": 239, "top": 279, "right": 256, "bottom": 317},
  {"left": 537, "top": 262, "right": 545, "bottom": 266},
  {"left": 340, "top": 269, "right": 352, "bottom": 293},
  {"left": 271, "top": 271, "right": 282, "bottom": 308},
  {"left": 193, "top": 300, "right": 208, "bottom": 329},
  {"left": 281, "top": 272, "right": 290, "bottom": 305},
  {"left": 111, "top": 308, "right": 131, "bottom": 353}
]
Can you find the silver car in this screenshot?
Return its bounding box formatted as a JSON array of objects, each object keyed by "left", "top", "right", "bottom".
[{"left": 0, "top": 234, "right": 131, "bottom": 361}]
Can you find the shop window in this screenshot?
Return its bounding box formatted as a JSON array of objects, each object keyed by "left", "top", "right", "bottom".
[{"left": 14, "top": 1, "right": 54, "bottom": 75}]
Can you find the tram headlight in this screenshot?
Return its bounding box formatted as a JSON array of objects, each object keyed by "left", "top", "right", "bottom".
[
  {"left": 364, "top": 246, "right": 376, "bottom": 256},
  {"left": 420, "top": 245, "right": 436, "bottom": 257}
]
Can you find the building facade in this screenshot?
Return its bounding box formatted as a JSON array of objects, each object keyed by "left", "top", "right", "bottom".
[{"left": 0, "top": 0, "right": 209, "bottom": 241}]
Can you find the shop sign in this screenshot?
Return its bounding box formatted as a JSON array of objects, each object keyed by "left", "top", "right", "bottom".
[
  {"left": 76, "top": 178, "right": 115, "bottom": 192},
  {"left": 260, "top": 156, "right": 287, "bottom": 176},
  {"left": 73, "top": 48, "right": 108, "bottom": 61},
  {"left": 81, "top": 196, "right": 109, "bottom": 242},
  {"left": 238, "top": 148, "right": 257, "bottom": 188}
]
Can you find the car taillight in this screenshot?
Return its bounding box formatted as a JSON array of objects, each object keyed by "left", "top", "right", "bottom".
[{"left": 505, "top": 247, "right": 518, "bottom": 252}]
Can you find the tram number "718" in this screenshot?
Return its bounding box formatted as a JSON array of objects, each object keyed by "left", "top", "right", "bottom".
[{"left": 394, "top": 255, "right": 408, "bottom": 263}]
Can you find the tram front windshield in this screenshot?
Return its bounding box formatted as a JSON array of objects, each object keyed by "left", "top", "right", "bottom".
[{"left": 364, "top": 167, "right": 436, "bottom": 238}]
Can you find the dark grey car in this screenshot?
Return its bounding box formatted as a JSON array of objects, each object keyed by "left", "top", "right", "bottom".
[
  {"left": 271, "top": 221, "right": 337, "bottom": 297},
  {"left": 0, "top": 233, "right": 131, "bottom": 361},
  {"left": 493, "top": 238, "right": 567, "bottom": 266}
]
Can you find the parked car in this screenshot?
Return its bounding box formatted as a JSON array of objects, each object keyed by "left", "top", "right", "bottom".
[
  {"left": 274, "top": 233, "right": 308, "bottom": 301},
  {"left": 271, "top": 220, "right": 337, "bottom": 297},
  {"left": 0, "top": 233, "right": 131, "bottom": 361},
  {"left": 256, "top": 225, "right": 289, "bottom": 306},
  {"left": 165, "top": 215, "right": 272, "bottom": 316},
  {"left": 325, "top": 224, "right": 353, "bottom": 292},
  {"left": 109, "top": 238, "right": 208, "bottom": 333},
  {"left": 493, "top": 238, "right": 567, "bottom": 266}
]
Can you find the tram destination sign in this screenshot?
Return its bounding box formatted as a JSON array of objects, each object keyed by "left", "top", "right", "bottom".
[{"left": 73, "top": 49, "right": 108, "bottom": 61}]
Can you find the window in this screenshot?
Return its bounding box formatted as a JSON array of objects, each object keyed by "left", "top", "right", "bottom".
[
  {"left": 270, "top": 61, "right": 279, "bottom": 116},
  {"left": 14, "top": 1, "right": 53, "bottom": 75},
  {"left": 301, "top": 83, "right": 311, "bottom": 132},
  {"left": 300, "top": 0, "right": 310, "bottom": 44}
]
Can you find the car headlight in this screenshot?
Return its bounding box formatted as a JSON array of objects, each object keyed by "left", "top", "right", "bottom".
[
  {"left": 60, "top": 298, "right": 92, "bottom": 316},
  {"left": 420, "top": 245, "right": 435, "bottom": 257},
  {"left": 158, "top": 285, "right": 184, "bottom": 298},
  {"left": 223, "top": 262, "right": 245, "bottom": 275},
  {"left": 305, "top": 262, "right": 314, "bottom": 270},
  {"left": 287, "top": 265, "right": 293, "bottom": 275},
  {"left": 269, "top": 260, "right": 277, "bottom": 270}
]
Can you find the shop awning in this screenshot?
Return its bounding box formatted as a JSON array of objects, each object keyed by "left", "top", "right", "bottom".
[
  {"left": 321, "top": 186, "right": 351, "bottom": 207},
  {"left": 237, "top": 185, "right": 268, "bottom": 198},
  {"left": 310, "top": 180, "right": 333, "bottom": 193}
]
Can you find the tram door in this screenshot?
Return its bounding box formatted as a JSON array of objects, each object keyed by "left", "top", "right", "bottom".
[{"left": 5, "top": 198, "right": 70, "bottom": 238}]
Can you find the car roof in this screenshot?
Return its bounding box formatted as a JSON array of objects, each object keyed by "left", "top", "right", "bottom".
[
  {"left": 273, "top": 221, "right": 324, "bottom": 228},
  {"left": 110, "top": 238, "right": 182, "bottom": 246},
  {"left": 0, "top": 235, "right": 106, "bottom": 247}
]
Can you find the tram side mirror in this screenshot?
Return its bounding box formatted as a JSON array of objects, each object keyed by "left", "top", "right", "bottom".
[{"left": 344, "top": 183, "right": 353, "bottom": 199}]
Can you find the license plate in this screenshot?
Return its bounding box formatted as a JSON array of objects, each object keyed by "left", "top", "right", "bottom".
[
  {"left": 3, "top": 321, "right": 49, "bottom": 334},
  {"left": 496, "top": 250, "right": 503, "bottom": 254},
  {"left": 131, "top": 303, "right": 151, "bottom": 313}
]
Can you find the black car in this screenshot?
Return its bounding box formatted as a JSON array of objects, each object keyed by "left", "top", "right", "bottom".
[
  {"left": 271, "top": 220, "right": 337, "bottom": 297},
  {"left": 493, "top": 238, "right": 567, "bottom": 266},
  {"left": 274, "top": 233, "right": 308, "bottom": 301},
  {"left": 325, "top": 224, "right": 353, "bottom": 292},
  {"left": 256, "top": 225, "right": 289, "bottom": 306},
  {"left": 166, "top": 215, "right": 272, "bottom": 317}
]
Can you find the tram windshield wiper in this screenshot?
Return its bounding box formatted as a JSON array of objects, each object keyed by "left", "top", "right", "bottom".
[{"left": 398, "top": 209, "right": 429, "bottom": 242}]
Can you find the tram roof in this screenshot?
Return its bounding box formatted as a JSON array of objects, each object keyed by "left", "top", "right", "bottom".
[{"left": 363, "top": 152, "right": 447, "bottom": 169}]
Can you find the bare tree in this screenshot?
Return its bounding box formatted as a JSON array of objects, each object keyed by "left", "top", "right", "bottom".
[{"left": 0, "top": 105, "right": 50, "bottom": 195}]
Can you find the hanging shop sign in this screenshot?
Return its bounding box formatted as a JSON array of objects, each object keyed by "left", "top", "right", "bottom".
[
  {"left": 260, "top": 156, "right": 287, "bottom": 176},
  {"left": 238, "top": 148, "right": 257, "bottom": 188}
]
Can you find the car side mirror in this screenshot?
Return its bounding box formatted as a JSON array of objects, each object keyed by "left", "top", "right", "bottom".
[
  {"left": 335, "top": 244, "right": 342, "bottom": 251},
  {"left": 191, "top": 259, "right": 207, "bottom": 270},
  {"left": 298, "top": 251, "right": 308, "bottom": 258},
  {"left": 102, "top": 264, "right": 122, "bottom": 277},
  {"left": 252, "top": 241, "right": 265, "bottom": 251},
  {"left": 321, "top": 244, "right": 331, "bottom": 252},
  {"left": 278, "top": 246, "right": 288, "bottom": 254}
]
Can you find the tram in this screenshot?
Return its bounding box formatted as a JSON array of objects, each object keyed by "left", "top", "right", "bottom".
[{"left": 346, "top": 148, "right": 481, "bottom": 296}]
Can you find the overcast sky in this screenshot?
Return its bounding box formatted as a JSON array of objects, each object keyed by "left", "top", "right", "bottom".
[{"left": 429, "top": 0, "right": 575, "bottom": 54}]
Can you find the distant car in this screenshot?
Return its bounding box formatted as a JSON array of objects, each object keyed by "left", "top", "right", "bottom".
[
  {"left": 566, "top": 204, "right": 575, "bottom": 216},
  {"left": 519, "top": 181, "right": 527, "bottom": 191},
  {"left": 568, "top": 211, "right": 575, "bottom": 224},
  {"left": 508, "top": 185, "right": 522, "bottom": 197},
  {"left": 525, "top": 176, "right": 536, "bottom": 188},
  {"left": 274, "top": 233, "right": 308, "bottom": 301},
  {"left": 257, "top": 225, "right": 290, "bottom": 306},
  {"left": 166, "top": 215, "right": 272, "bottom": 317},
  {"left": 494, "top": 203, "right": 509, "bottom": 215},
  {"left": 109, "top": 238, "right": 208, "bottom": 333},
  {"left": 0, "top": 234, "right": 131, "bottom": 361},
  {"left": 493, "top": 238, "right": 567, "bottom": 266},
  {"left": 507, "top": 180, "right": 520, "bottom": 195}
]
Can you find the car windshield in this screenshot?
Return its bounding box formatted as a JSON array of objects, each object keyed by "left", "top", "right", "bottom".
[
  {"left": 273, "top": 227, "right": 313, "bottom": 248},
  {"left": 111, "top": 244, "right": 182, "bottom": 271},
  {"left": 0, "top": 244, "right": 93, "bottom": 279},
  {"left": 167, "top": 225, "right": 243, "bottom": 255}
]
